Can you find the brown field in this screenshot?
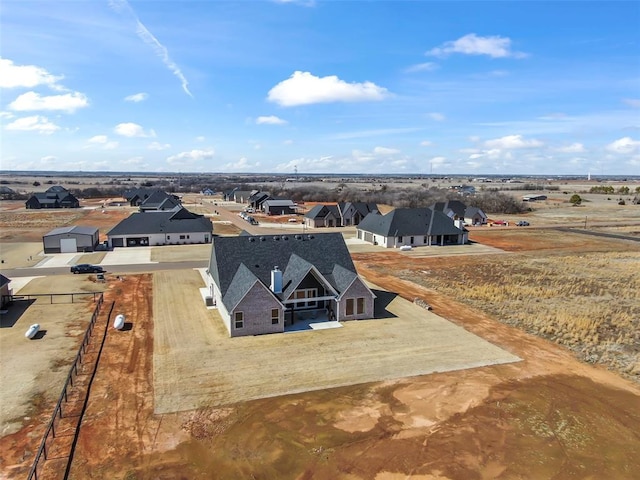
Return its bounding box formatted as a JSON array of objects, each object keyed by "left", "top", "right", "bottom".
[{"left": 2, "top": 189, "right": 640, "bottom": 479}]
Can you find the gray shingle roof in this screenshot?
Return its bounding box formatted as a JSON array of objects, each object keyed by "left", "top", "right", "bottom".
[
  {"left": 209, "top": 232, "right": 357, "bottom": 311},
  {"left": 0, "top": 273, "right": 10, "bottom": 288},
  {"left": 140, "top": 191, "right": 181, "bottom": 210},
  {"left": 262, "top": 199, "right": 295, "bottom": 208},
  {"left": 44, "top": 226, "right": 98, "bottom": 237},
  {"left": 430, "top": 200, "right": 467, "bottom": 218},
  {"left": 357, "top": 208, "right": 463, "bottom": 236},
  {"left": 304, "top": 204, "right": 339, "bottom": 219},
  {"left": 107, "top": 207, "right": 212, "bottom": 236}
]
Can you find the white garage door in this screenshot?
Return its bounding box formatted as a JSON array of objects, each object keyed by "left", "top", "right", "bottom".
[{"left": 60, "top": 238, "right": 77, "bottom": 253}]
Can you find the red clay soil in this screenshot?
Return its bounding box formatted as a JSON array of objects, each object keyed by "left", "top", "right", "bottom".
[{"left": 2, "top": 269, "right": 640, "bottom": 479}]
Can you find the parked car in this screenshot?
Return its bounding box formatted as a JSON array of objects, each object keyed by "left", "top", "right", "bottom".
[
  {"left": 70, "top": 264, "right": 105, "bottom": 274},
  {"left": 516, "top": 221, "right": 530, "bottom": 226}
]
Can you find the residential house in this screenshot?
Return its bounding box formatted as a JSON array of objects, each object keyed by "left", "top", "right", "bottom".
[
  {"left": 0, "top": 274, "right": 11, "bottom": 308},
  {"left": 304, "top": 204, "right": 341, "bottom": 228},
  {"left": 430, "top": 200, "right": 487, "bottom": 226},
  {"left": 207, "top": 232, "right": 376, "bottom": 337},
  {"left": 138, "top": 190, "right": 182, "bottom": 211},
  {"left": 201, "top": 188, "right": 215, "bottom": 196},
  {"left": 25, "top": 186, "right": 80, "bottom": 209},
  {"left": 338, "top": 202, "right": 378, "bottom": 226},
  {"left": 356, "top": 208, "right": 467, "bottom": 248},
  {"left": 233, "top": 190, "right": 254, "bottom": 203},
  {"left": 262, "top": 199, "right": 296, "bottom": 215},
  {"left": 522, "top": 194, "right": 547, "bottom": 202},
  {"left": 248, "top": 191, "right": 271, "bottom": 210},
  {"left": 223, "top": 187, "right": 238, "bottom": 201},
  {"left": 107, "top": 206, "right": 213, "bottom": 247}
]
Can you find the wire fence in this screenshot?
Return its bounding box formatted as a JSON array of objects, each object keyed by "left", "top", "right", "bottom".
[{"left": 26, "top": 293, "right": 110, "bottom": 480}]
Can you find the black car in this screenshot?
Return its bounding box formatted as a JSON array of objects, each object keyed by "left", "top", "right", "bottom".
[{"left": 70, "top": 264, "right": 105, "bottom": 274}]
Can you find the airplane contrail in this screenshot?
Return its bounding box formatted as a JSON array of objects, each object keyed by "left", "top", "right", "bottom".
[{"left": 108, "top": 0, "right": 193, "bottom": 97}]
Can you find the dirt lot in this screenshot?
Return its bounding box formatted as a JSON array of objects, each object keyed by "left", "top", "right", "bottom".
[
  {"left": 152, "top": 270, "right": 519, "bottom": 414},
  {"left": 2, "top": 193, "right": 640, "bottom": 479}
]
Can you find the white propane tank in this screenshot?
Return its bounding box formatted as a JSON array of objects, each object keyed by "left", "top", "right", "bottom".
[
  {"left": 113, "top": 314, "right": 125, "bottom": 330},
  {"left": 25, "top": 323, "right": 40, "bottom": 339}
]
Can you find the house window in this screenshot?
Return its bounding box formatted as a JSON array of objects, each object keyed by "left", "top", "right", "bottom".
[
  {"left": 423, "top": 236, "right": 428, "bottom": 243},
  {"left": 180, "top": 235, "right": 186, "bottom": 240},
  {"left": 357, "top": 297, "right": 365, "bottom": 314},
  {"left": 398, "top": 236, "right": 403, "bottom": 243},
  {"left": 293, "top": 289, "right": 318, "bottom": 307},
  {"left": 271, "top": 308, "right": 279, "bottom": 325},
  {"left": 166, "top": 235, "right": 171, "bottom": 240},
  {"left": 346, "top": 298, "right": 354, "bottom": 316},
  {"left": 234, "top": 311, "right": 244, "bottom": 329}
]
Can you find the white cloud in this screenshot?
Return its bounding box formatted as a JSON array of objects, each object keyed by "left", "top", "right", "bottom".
[
  {"left": 40, "top": 155, "right": 58, "bottom": 164},
  {"left": 373, "top": 146, "right": 400, "bottom": 155},
  {"left": 5, "top": 115, "right": 60, "bottom": 134},
  {"left": 109, "top": 0, "right": 192, "bottom": 97},
  {"left": 420, "top": 140, "right": 433, "bottom": 147},
  {"left": 268, "top": 71, "right": 389, "bottom": 107},
  {"left": 195, "top": 136, "right": 206, "bottom": 142},
  {"left": 87, "top": 135, "right": 118, "bottom": 150},
  {"left": 556, "top": 143, "right": 586, "bottom": 153},
  {"left": 222, "top": 156, "right": 261, "bottom": 171},
  {"left": 483, "top": 134, "right": 543, "bottom": 149},
  {"left": 114, "top": 122, "right": 156, "bottom": 138},
  {"left": 428, "top": 112, "right": 445, "bottom": 122},
  {"left": 0, "top": 58, "right": 63, "bottom": 89},
  {"left": 0, "top": 111, "right": 15, "bottom": 119},
  {"left": 623, "top": 98, "right": 640, "bottom": 108},
  {"left": 148, "top": 141, "right": 171, "bottom": 150},
  {"left": 427, "top": 33, "right": 527, "bottom": 59},
  {"left": 166, "top": 149, "right": 215, "bottom": 164},
  {"left": 405, "top": 62, "right": 439, "bottom": 73},
  {"left": 606, "top": 137, "right": 640, "bottom": 154},
  {"left": 429, "top": 156, "right": 448, "bottom": 167},
  {"left": 122, "top": 156, "right": 145, "bottom": 165},
  {"left": 256, "top": 115, "right": 288, "bottom": 125},
  {"left": 330, "top": 127, "right": 423, "bottom": 140},
  {"left": 283, "top": 139, "right": 294, "bottom": 145},
  {"left": 9, "top": 91, "right": 89, "bottom": 113},
  {"left": 125, "top": 92, "right": 149, "bottom": 102},
  {"left": 88, "top": 135, "right": 108, "bottom": 144}
]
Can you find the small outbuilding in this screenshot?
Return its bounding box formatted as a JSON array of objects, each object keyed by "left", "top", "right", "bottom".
[{"left": 43, "top": 226, "right": 100, "bottom": 253}]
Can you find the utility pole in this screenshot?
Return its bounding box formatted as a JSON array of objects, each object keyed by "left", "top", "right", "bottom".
[{"left": 584, "top": 216, "right": 587, "bottom": 229}]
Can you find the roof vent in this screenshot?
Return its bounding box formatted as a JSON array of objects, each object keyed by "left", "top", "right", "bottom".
[
  {"left": 274, "top": 236, "right": 280, "bottom": 241},
  {"left": 308, "top": 235, "right": 314, "bottom": 240},
  {"left": 294, "top": 235, "right": 302, "bottom": 240},
  {"left": 282, "top": 236, "right": 289, "bottom": 240},
  {"left": 260, "top": 236, "right": 266, "bottom": 241},
  {"left": 249, "top": 237, "right": 256, "bottom": 242}
]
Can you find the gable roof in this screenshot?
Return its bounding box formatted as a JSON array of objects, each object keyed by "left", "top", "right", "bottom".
[
  {"left": 209, "top": 232, "right": 358, "bottom": 311},
  {"left": 262, "top": 199, "right": 296, "bottom": 208},
  {"left": 338, "top": 202, "right": 379, "bottom": 218},
  {"left": 0, "top": 273, "right": 10, "bottom": 288},
  {"left": 430, "top": 200, "right": 467, "bottom": 218},
  {"left": 107, "top": 207, "right": 212, "bottom": 236},
  {"left": 464, "top": 206, "right": 486, "bottom": 218},
  {"left": 139, "top": 190, "right": 181, "bottom": 210},
  {"left": 46, "top": 185, "right": 69, "bottom": 193},
  {"left": 304, "top": 204, "right": 339, "bottom": 219},
  {"left": 357, "top": 208, "right": 463, "bottom": 237}
]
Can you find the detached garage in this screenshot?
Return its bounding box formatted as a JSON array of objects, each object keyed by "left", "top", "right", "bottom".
[{"left": 43, "top": 226, "right": 100, "bottom": 254}]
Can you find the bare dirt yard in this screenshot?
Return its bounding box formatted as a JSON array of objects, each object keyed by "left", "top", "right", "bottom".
[{"left": 2, "top": 197, "right": 640, "bottom": 479}]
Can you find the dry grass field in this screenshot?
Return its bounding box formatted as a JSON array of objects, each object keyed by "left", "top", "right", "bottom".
[{"left": 2, "top": 178, "right": 640, "bottom": 479}]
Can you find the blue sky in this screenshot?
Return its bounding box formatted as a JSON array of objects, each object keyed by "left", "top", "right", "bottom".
[{"left": 1, "top": 0, "right": 639, "bottom": 175}]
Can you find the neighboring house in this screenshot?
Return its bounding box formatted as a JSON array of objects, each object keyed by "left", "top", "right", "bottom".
[
  {"left": 201, "top": 188, "right": 215, "bottom": 196},
  {"left": 248, "top": 191, "right": 271, "bottom": 210},
  {"left": 207, "top": 232, "right": 376, "bottom": 337},
  {"left": 523, "top": 194, "right": 548, "bottom": 202},
  {"left": 138, "top": 190, "right": 182, "bottom": 211},
  {"left": 43, "top": 226, "right": 100, "bottom": 253},
  {"left": 233, "top": 190, "right": 254, "bottom": 203},
  {"left": 0, "top": 274, "right": 12, "bottom": 308},
  {"left": 304, "top": 204, "right": 341, "bottom": 228},
  {"left": 25, "top": 186, "right": 80, "bottom": 209},
  {"left": 430, "top": 200, "right": 467, "bottom": 220},
  {"left": 122, "top": 188, "right": 179, "bottom": 207},
  {"left": 107, "top": 206, "right": 213, "bottom": 247},
  {"left": 223, "top": 187, "right": 238, "bottom": 201},
  {"left": 356, "top": 208, "right": 467, "bottom": 248},
  {"left": 430, "top": 200, "right": 487, "bottom": 226},
  {"left": 338, "top": 202, "right": 378, "bottom": 226},
  {"left": 262, "top": 199, "right": 296, "bottom": 215},
  {"left": 463, "top": 206, "right": 488, "bottom": 226}
]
